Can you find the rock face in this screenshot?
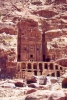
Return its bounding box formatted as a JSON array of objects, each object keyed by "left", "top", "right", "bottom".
[
  {"left": 0, "top": 1, "right": 67, "bottom": 99},
  {"left": 0, "top": 32, "right": 17, "bottom": 60},
  {"left": 0, "top": 0, "right": 67, "bottom": 62}
]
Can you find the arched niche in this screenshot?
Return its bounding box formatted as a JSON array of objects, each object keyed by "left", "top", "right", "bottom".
[
  {"left": 33, "top": 63, "right": 37, "bottom": 69},
  {"left": 50, "top": 63, "right": 53, "bottom": 70},
  {"left": 56, "top": 71, "right": 60, "bottom": 77},
  {"left": 28, "top": 63, "right": 31, "bottom": 69},
  {"left": 44, "top": 63, "right": 48, "bottom": 69},
  {"left": 21, "top": 63, "right": 26, "bottom": 69}
]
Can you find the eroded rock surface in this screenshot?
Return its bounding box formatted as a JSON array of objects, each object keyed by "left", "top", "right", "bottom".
[
  {"left": 0, "top": 0, "right": 67, "bottom": 100},
  {"left": 0, "top": 0, "right": 67, "bottom": 61}
]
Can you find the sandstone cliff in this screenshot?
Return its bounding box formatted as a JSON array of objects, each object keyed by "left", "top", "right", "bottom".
[{"left": 0, "top": 0, "right": 67, "bottom": 61}]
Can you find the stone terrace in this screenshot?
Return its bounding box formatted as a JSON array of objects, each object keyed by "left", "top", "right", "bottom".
[{"left": 6, "top": 61, "right": 65, "bottom": 79}]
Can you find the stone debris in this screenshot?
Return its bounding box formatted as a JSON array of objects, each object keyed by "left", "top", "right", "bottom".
[{"left": 0, "top": 75, "right": 66, "bottom": 99}]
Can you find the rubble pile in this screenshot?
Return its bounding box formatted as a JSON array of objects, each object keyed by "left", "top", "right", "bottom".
[{"left": 0, "top": 75, "right": 66, "bottom": 100}]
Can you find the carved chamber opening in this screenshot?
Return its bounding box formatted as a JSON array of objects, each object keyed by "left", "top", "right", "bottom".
[
  {"left": 50, "top": 63, "right": 53, "bottom": 70},
  {"left": 28, "top": 63, "right": 31, "bottom": 69},
  {"left": 51, "top": 73, "right": 55, "bottom": 77},
  {"left": 56, "top": 71, "right": 60, "bottom": 77},
  {"left": 21, "top": 63, "right": 26, "bottom": 69}
]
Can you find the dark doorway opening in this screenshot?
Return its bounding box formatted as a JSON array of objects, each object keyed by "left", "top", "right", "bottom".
[
  {"left": 45, "top": 57, "right": 50, "bottom": 62},
  {"left": 39, "top": 63, "right": 42, "bottom": 70},
  {"left": 57, "top": 71, "right": 60, "bottom": 77},
  {"left": 40, "top": 71, "right": 42, "bottom": 75},
  {"left": 51, "top": 73, "right": 55, "bottom": 77},
  {"left": 21, "top": 63, "right": 26, "bottom": 69},
  {"left": 34, "top": 71, "right": 37, "bottom": 75},
  {"left": 47, "top": 74, "right": 49, "bottom": 76},
  {"left": 60, "top": 67, "right": 62, "bottom": 70},
  {"left": 55, "top": 65, "right": 58, "bottom": 70},
  {"left": 44, "top": 63, "right": 48, "bottom": 69},
  {"left": 18, "top": 55, "right": 20, "bottom": 61},
  {"left": 28, "top": 70, "right": 32, "bottom": 72},
  {"left": 50, "top": 63, "right": 53, "bottom": 70},
  {"left": 28, "top": 63, "right": 31, "bottom": 69},
  {"left": 30, "top": 54, "right": 33, "bottom": 58},
  {"left": 43, "top": 55, "right": 45, "bottom": 61},
  {"left": 33, "top": 63, "right": 37, "bottom": 69}
]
